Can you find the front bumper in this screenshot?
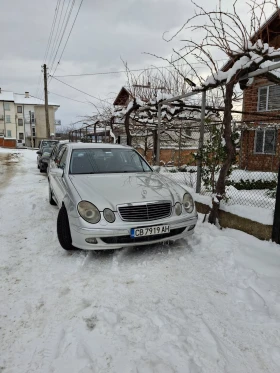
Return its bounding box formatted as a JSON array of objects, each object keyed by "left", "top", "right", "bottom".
[{"left": 70, "top": 214, "right": 198, "bottom": 250}]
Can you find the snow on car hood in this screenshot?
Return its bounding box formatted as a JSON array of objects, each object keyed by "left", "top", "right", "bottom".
[{"left": 69, "top": 172, "right": 186, "bottom": 211}]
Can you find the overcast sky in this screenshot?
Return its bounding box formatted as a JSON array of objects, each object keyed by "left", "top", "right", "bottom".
[{"left": 0, "top": 0, "right": 276, "bottom": 128}]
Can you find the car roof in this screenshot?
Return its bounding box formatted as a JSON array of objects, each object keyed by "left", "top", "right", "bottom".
[
  {"left": 64, "top": 143, "right": 132, "bottom": 150},
  {"left": 41, "top": 139, "right": 59, "bottom": 142}
]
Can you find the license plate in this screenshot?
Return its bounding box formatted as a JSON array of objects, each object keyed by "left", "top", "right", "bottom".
[{"left": 131, "top": 225, "right": 170, "bottom": 238}]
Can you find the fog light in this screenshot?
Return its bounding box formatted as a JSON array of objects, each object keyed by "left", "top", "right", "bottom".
[
  {"left": 174, "top": 202, "right": 182, "bottom": 216},
  {"left": 85, "top": 237, "right": 98, "bottom": 244},
  {"left": 103, "top": 208, "right": 116, "bottom": 223},
  {"left": 188, "top": 225, "right": 196, "bottom": 231}
]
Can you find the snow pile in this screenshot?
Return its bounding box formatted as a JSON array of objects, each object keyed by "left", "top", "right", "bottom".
[{"left": 1, "top": 150, "right": 280, "bottom": 373}]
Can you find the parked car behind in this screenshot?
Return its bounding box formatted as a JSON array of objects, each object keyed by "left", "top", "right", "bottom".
[
  {"left": 48, "top": 143, "right": 198, "bottom": 251},
  {"left": 38, "top": 139, "right": 59, "bottom": 151},
  {"left": 37, "top": 146, "right": 53, "bottom": 173},
  {"left": 37, "top": 140, "right": 59, "bottom": 168},
  {"left": 48, "top": 141, "right": 69, "bottom": 174}
]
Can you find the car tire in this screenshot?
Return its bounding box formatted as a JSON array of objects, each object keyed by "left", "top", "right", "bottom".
[
  {"left": 40, "top": 166, "right": 44, "bottom": 173},
  {"left": 57, "top": 205, "right": 75, "bottom": 251},
  {"left": 49, "top": 185, "right": 57, "bottom": 206},
  {"left": 37, "top": 164, "right": 40, "bottom": 169}
]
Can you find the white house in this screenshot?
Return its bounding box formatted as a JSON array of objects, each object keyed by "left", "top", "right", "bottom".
[{"left": 0, "top": 88, "right": 60, "bottom": 147}]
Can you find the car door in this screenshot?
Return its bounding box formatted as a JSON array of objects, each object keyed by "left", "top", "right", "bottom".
[
  {"left": 53, "top": 147, "right": 69, "bottom": 206},
  {"left": 49, "top": 146, "right": 67, "bottom": 205},
  {"left": 48, "top": 144, "right": 58, "bottom": 171}
]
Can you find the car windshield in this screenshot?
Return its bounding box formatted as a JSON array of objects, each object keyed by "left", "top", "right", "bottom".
[
  {"left": 42, "top": 147, "right": 53, "bottom": 156},
  {"left": 69, "top": 148, "right": 152, "bottom": 174},
  {"left": 41, "top": 140, "right": 58, "bottom": 148}
]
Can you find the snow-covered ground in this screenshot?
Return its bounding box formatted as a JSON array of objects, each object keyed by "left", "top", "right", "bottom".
[{"left": 1, "top": 149, "right": 280, "bottom": 373}]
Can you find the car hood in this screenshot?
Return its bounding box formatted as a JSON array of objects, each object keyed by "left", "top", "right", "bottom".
[{"left": 68, "top": 172, "right": 187, "bottom": 210}]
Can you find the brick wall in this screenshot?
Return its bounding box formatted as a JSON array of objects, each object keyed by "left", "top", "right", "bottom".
[
  {"left": 243, "top": 77, "right": 280, "bottom": 122},
  {"left": 241, "top": 76, "right": 280, "bottom": 171},
  {"left": 137, "top": 148, "right": 197, "bottom": 166},
  {"left": 2, "top": 138, "right": 17, "bottom": 148},
  {"left": 240, "top": 129, "right": 280, "bottom": 171}
]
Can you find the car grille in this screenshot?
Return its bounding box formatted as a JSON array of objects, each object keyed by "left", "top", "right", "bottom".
[
  {"left": 118, "top": 201, "right": 172, "bottom": 222},
  {"left": 100, "top": 227, "right": 186, "bottom": 244}
]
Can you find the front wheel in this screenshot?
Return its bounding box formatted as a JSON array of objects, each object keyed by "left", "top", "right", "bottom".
[{"left": 57, "top": 205, "right": 75, "bottom": 251}]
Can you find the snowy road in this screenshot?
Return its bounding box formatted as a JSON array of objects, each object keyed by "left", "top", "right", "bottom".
[{"left": 1, "top": 149, "right": 280, "bottom": 373}]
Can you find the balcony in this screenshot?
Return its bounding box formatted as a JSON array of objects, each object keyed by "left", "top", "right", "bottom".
[
  {"left": 55, "top": 119, "right": 61, "bottom": 125},
  {"left": 0, "top": 115, "right": 4, "bottom": 121}
]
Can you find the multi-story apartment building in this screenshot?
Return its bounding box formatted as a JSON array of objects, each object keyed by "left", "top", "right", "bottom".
[{"left": 0, "top": 89, "right": 60, "bottom": 147}]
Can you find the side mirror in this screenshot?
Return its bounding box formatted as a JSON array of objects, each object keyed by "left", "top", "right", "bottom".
[
  {"left": 50, "top": 168, "right": 64, "bottom": 177},
  {"left": 36, "top": 151, "right": 42, "bottom": 155}
]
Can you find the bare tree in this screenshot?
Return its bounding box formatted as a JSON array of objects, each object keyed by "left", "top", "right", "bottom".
[
  {"left": 114, "top": 63, "right": 222, "bottom": 162},
  {"left": 157, "top": 0, "right": 280, "bottom": 224}
]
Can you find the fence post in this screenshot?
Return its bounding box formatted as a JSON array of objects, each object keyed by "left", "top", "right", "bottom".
[
  {"left": 156, "top": 104, "right": 162, "bottom": 166},
  {"left": 196, "top": 91, "right": 206, "bottom": 193},
  {"left": 178, "top": 127, "right": 182, "bottom": 167},
  {"left": 272, "top": 165, "right": 280, "bottom": 243}
]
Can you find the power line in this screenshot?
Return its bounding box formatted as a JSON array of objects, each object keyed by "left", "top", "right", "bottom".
[
  {"left": 51, "top": 0, "right": 73, "bottom": 66},
  {"left": 52, "top": 59, "right": 228, "bottom": 78},
  {"left": 39, "top": 0, "right": 75, "bottom": 101},
  {"left": 50, "top": 76, "right": 111, "bottom": 104},
  {"left": 49, "top": 0, "right": 76, "bottom": 75},
  {"left": 47, "top": 0, "right": 67, "bottom": 70},
  {"left": 50, "top": 0, "right": 84, "bottom": 79},
  {"left": 35, "top": 0, "right": 61, "bottom": 98},
  {"left": 48, "top": 90, "right": 92, "bottom": 104}
]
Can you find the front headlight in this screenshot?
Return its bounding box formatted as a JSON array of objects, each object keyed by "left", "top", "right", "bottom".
[
  {"left": 77, "top": 201, "right": 101, "bottom": 224},
  {"left": 183, "top": 192, "right": 194, "bottom": 213}
]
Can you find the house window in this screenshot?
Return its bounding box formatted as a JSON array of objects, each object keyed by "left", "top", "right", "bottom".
[
  {"left": 4, "top": 102, "right": 10, "bottom": 110},
  {"left": 32, "top": 128, "right": 36, "bottom": 137},
  {"left": 17, "top": 106, "right": 22, "bottom": 113},
  {"left": 19, "top": 133, "right": 24, "bottom": 140},
  {"left": 29, "top": 112, "right": 35, "bottom": 123},
  {"left": 255, "top": 129, "right": 276, "bottom": 154},
  {"left": 18, "top": 118, "right": 23, "bottom": 126},
  {"left": 6, "top": 115, "right": 11, "bottom": 123},
  {"left": 7, "top": 130, "right": 11, "bottom": 137},
  {"left": 258, "top": 85, "right": 280, "bottom": 111}
]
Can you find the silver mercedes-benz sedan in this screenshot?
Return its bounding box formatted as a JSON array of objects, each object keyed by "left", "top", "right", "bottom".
[{"left": 48, "top": 143, "right": 198, "bottom": 251}]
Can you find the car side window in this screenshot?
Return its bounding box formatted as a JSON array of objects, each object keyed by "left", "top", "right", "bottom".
[
  {"left": 56, "top": 147, "right": 66, "bottom": 167},
  {"left": 58, "top": 149, "right": 68, "bottom": 169},
  {"left": 50, "top": 145, "right": 57, "bottom": 159}
]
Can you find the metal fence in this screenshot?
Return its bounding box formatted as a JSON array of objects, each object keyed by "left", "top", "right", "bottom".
[{"left": 154, "top": 127, "right": 277, "bottom": 210}]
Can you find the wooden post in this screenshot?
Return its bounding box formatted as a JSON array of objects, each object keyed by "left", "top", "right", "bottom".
[
  {"left": 272, "top": 164, "right": 280, "bottom": 243},
  {"left": 43, "top": 64, "right": 50, "bottom": 138},
  {"left": 178, "top": 127, "right": 182, "bottom": 167}
]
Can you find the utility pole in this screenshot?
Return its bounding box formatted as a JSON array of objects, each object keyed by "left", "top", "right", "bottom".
[
  {"left": 29, "top": 111, "right": 34, "bottom": 149},
  {"left": 43, "top": 64, "right": 50, "bottom": 138}
]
